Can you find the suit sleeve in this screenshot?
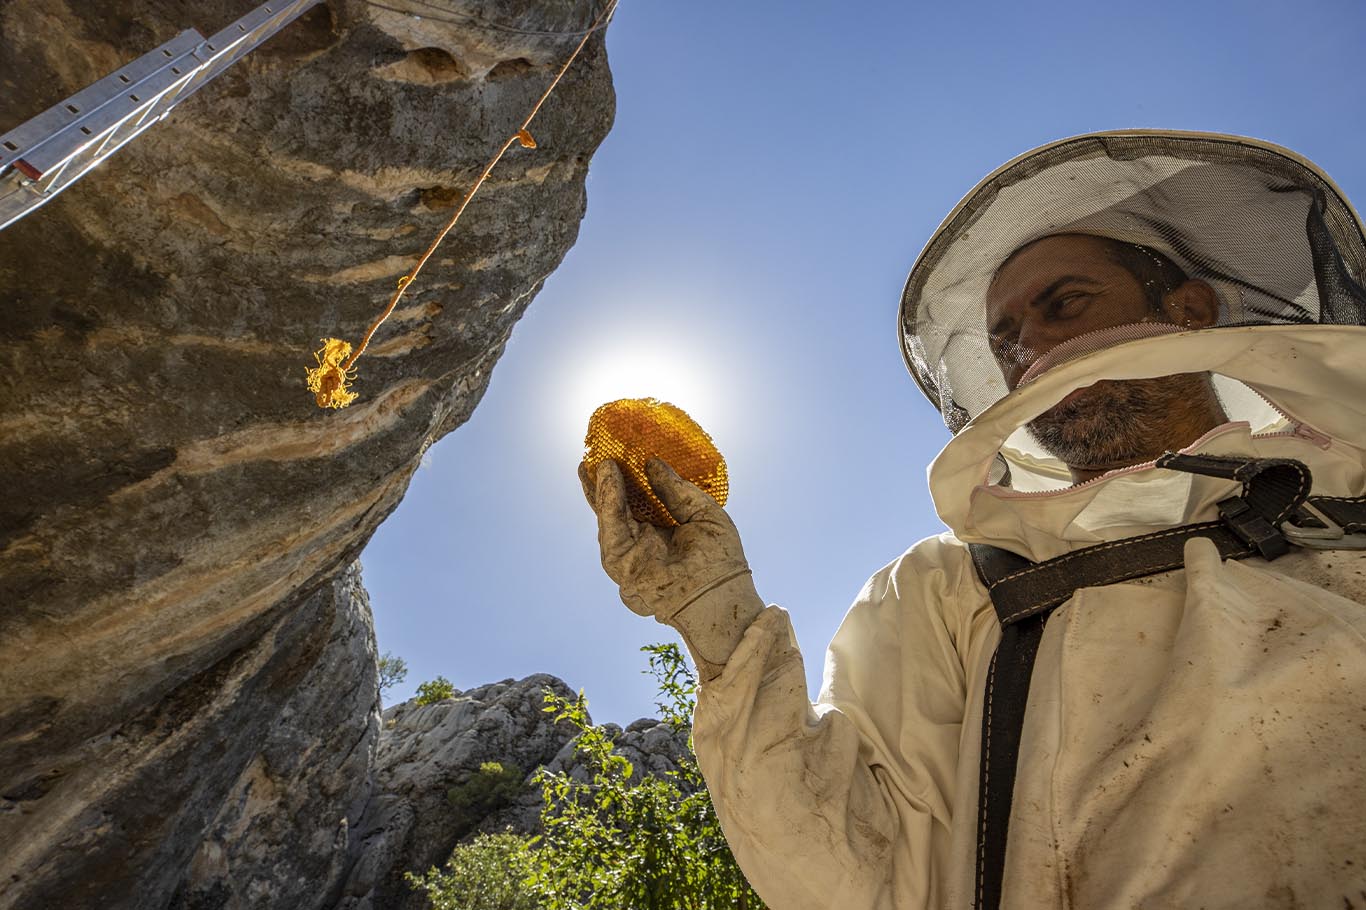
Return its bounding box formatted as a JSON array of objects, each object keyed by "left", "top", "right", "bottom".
[{"left": 692, "top": 539, "right": 975, "bottom": 910}]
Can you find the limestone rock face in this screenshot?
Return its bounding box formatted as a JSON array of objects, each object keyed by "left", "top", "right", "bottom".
[
  {"left": 0, "top": 0, "right": 614, "bottom": 907},
  {"left": 476, "top": 712, "right": 695, "bottom": 840},
  {"left": 335, "top": 677, "right": 692, "bottom": 910},
  {"left": 168, "top": 563, "right": 382, "bottom": 910},
  {"left": 338, "top": 676, "right": 580, "bottom": 910},
  {"left": 2, "top": 562, "right": 381, "bottom": 910}
]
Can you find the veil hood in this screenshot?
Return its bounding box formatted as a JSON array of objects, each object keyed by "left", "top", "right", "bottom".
[{"left": 898, "top": 132, "right": 1366, "bottom": 558}]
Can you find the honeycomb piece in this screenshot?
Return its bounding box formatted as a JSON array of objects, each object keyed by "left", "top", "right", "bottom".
[
  {"left": 305, "top": 338, "right": 358, "bottom": 409},
  {"left": 584, "top": 398, "right": 729, "bottom": 527}
]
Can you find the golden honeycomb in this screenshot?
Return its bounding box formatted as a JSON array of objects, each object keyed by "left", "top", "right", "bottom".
[{"left": 583, "top": 398, "right": 729, "bottom": 527}]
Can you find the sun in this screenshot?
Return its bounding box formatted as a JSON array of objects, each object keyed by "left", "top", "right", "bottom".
[
  {"left": 559, "top": 337, "right": 733, "bottom": 460},
  {"left": 570, "top": 351, "right": 720, "bottom": 432}
]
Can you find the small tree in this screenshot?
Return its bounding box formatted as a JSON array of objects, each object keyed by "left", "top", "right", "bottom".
[
  {"left": 416, "top": 675, "right": 457, "bottom": 705},
  {"left": 532, "top": 643, "right": 764, "bottom": 910},
  {"left": 378, "top": 651, "right": 408, "bottom": 694}
]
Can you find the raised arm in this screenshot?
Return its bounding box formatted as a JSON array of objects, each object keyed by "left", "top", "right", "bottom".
[
  {"left": 579, "top": 460, "right": 972, "bottom": 909},
  {"left": 578, "top": 457, "right": 765, "bottom": 679}
]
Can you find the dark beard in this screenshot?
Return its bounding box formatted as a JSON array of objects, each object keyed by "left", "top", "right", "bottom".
[{"left": 1027, "top": 374, "right": 1215, "bottom": 471}]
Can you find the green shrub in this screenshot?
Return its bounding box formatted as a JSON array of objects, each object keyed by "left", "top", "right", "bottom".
[
  {"left": 446, "top": 761, "right": 525, "bottom": 828},
  {"left": 533, "top": 643, "right": 763, "bottom": 910},
  {"left": 408, "top": 644, "right": 765, "bottom": 910},
  {"left": 407, "top": 830, "right": 539, "bottom": 910},
  {"left": 416, "top": 676, "right": 457, "bottom": 705}
]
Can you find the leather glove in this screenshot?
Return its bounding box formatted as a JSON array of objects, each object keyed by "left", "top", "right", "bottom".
[{"left": 579, "top": 457, "right": 765, "bottom": 681}]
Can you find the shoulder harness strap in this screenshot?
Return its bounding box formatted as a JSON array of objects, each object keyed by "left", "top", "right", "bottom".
[{"left": 969, "top": 453, "right": 1366, "bottom": 910}]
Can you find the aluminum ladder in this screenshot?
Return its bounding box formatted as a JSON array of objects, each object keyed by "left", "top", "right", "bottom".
[{"left": 0, "top": 0, "right": 323, "bottom": 231}]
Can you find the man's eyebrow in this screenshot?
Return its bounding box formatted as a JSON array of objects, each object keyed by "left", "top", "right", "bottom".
[{"left": 989, "top": 275, "right": 1102, "bottom": 336}]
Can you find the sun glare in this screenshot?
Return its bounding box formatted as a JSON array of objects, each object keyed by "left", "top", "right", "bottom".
[{"left": 560, "top": 341, "right": 732, "bottom": 460}]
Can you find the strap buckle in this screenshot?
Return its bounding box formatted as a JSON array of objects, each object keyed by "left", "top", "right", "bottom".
[
  {"left": 1281, "top": 501, "right": 1366, "bottom": 550},
  {"left": 1158, "top": 452, "right": 1313, "bottom": 562},
  {"left": 1216, "top": 496, "right": 1289, "bottom": 560}
]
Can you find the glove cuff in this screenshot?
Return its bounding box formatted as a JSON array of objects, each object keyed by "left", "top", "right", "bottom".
[
  {"left": 659, "top": 569, "right": 765, "bottom": 682},
  {"left": 659, "top": 567, "right": 753, "bottom": 623}
]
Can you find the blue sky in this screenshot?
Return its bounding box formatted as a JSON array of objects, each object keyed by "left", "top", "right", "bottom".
[{"left": 362, "top": 0, "right": 1366, "bottom": 723}]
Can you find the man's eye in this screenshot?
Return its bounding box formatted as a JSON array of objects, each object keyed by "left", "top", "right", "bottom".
[{"left": 1047, "top": 293, "right": 1091, "bottom": 318}]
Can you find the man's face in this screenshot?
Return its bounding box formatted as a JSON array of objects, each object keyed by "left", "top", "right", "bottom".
[
  {"left": 983, "top": 233, "right": 1217, "bottom": 474},
  {"left": 984, "top": 233, "right": 1160, "bottom": 390}
]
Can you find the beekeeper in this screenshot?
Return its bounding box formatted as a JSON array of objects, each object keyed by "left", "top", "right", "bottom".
[{"left": 580, "top": 131, "right": 1366, "bottom": 909}]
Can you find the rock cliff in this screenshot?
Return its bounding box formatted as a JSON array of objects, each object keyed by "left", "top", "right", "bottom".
[
  {"left": 0, "top": 1, "right": 615, "bottom": 907},
  {"left": 335, "top": 675, "right": 581, "bottom": 910},
  {"left": 170, "top": 563, "right": 384, "bottom": 910},
  {"left": 169, "top": 625, "right": 690, "bottom": 910}
]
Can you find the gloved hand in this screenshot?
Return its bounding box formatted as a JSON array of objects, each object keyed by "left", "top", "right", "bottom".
[{"left": 579, "top": 457, "right": 765, "bottom": 680}]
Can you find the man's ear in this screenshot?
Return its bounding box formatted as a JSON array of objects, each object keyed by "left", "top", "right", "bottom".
[{"left": 1163, "top": 279, "right": 1220, "bottom": 329}]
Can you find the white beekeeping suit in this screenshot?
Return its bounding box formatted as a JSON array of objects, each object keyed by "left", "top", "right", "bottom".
[{"left": 581, "top": 131, "right": 1366, "bottom": 910}]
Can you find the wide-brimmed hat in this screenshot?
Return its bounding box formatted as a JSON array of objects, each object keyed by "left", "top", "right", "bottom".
[{"left": 899, "top": 131, "right": 1366, "bottom": 434}]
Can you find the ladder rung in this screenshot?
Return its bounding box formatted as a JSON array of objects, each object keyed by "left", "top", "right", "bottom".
[{"left": 0, "top": 0, "right": 322, "bottom": 232}]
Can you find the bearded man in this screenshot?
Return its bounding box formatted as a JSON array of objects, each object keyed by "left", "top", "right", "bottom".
[
  {"left": 581, "top": 131, "right": 1366, "bottom": 909},
  {"left": 986, "top": 233, "right": 1227, "bottom": 481}
]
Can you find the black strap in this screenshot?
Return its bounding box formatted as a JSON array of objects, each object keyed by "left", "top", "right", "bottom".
[
  {"left": 976, "top": 454, "right": 1312, "bottom": 628},
  {"left": 969, "top": 453, "right": 1331, "bottom": 910},
  {"left": 969, "top": 545, "right": 1044, "bottom": 910},
  {"left": 1310, "top": 496, "right": 1366, "bottom": 533}
]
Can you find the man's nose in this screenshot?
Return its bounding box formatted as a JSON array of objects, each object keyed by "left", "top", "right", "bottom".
[
  {"left": 1015, "top": 319, "right": 1045, "bottom": 357},
  {"left": 1016, "top": 319, "right": 1064, "bottom": 363},
  {"left": 1001, "top": 321, "right": 1058, "bottom": 389},
  {"left": 992, "top": 337, "right": 1030, "bottom": 391}
]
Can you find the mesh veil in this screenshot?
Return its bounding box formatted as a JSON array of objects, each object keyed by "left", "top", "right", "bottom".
[{"left": 899, "top": 132, "right": 1366, "bottom": 439}]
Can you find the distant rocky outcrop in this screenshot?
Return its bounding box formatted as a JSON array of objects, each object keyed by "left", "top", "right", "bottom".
[
  {"left": 349, "top": 681, "right": 692, "bottom": 910},
  {"left": 0, "top": 1, "right": 615, "bottom": 907},
  {"left": 474, "top": 699, "right": 695, "bottom": 844},
  {"left": 167, "top": 593, "right": 692, "bottom": 910},
  {"left": 335, "top": 675, "right": 582, "bottom": 910}
]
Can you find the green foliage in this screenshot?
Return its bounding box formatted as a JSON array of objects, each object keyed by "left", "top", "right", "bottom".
[
  {"left": 415, "top": 675, "right": 457, "bottom": 706},
  {"left": 406, "top": 831, "right": 539, "bottom": 910},
  {"left": 643, "top": 642, "right": 697, "bottom": 731},
  {"left": 531, "top": 643, "right": 763, "bottom": 910},
  {"left": 377, "top": 651, "right": 409, "bottom": 694},
  {"left": 446, "top": 761, "right": 525, "bottom": 828},
  {"left": 409, "top": 644, "right": 764, "bottom": 910}
]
